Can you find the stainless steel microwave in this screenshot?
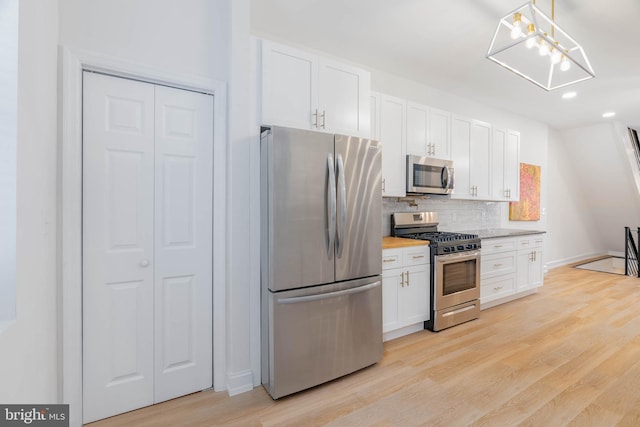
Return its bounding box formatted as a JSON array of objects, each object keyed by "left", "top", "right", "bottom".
[{"left": 406, "top": 155, "right": 454, "bottom": 195}]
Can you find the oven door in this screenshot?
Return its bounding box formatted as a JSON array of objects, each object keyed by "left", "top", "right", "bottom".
[{"left": 434, "top": 250, "right": 480, "bottom": 310}]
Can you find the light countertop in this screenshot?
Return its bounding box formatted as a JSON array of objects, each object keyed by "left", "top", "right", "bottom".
[{"left": 382, "top": 236, "right": 429, "bottom": 250}]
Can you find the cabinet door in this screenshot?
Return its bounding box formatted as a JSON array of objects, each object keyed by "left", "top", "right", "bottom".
[
  {"left": 470, "top": 120, "right": 492, "bottom": 200},
  {"left": 261, "top": 40, "right": 317, "bottom": 130},
  {"left": 492, "top": 127, "right": 507, "bottom": 200},
  {"left": 505, "top": 130, "right": 520, "bottom": 201},
  {"left": 318, "top": 58, "right": 370, "bottom": 137},
  {"left": 450, "top": 115, "right": 472, "bottom": 198},
  {"left": 481, "top": 274, "right": 516, "bottom": 305},
  {"left": 379, "top": 94, "right": 406, "bottom": 197},
  {"left": 429, "top": 108, "right": 451, "bottom": 160},
  {"left": 406, "top": 102, "right": 429, "bottom": 156},
  {"left": 402, "top": 265, "right": 430, "bottom": 326},
  {"left": 516, "top": 250, "right": 532, "bottom": 291},
  {"left": 370, "top": 93, "right": 380, "bottom": 140},
  {"left": 530, "top": 249, "right": 543, "bottom": 287},
  {"left": 382, "top": 269, "right": 402, "bottom": 333}
]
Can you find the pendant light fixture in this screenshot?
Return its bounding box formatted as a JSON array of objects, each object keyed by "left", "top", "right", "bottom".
[{"left": 486, "top": 0, "right": 595, "bottom": 91}]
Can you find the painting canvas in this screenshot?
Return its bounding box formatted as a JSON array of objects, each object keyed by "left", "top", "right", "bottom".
[{"left": 509, "top": 163, "right": 540, "bottom": 221}]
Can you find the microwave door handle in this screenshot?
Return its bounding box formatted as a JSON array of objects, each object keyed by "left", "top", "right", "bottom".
[
  {"left": 327, "top": 153, "right": 336, "bottom": 257},
  {"left": 441, "top": 164, "right": 450, "bottom": 189}
]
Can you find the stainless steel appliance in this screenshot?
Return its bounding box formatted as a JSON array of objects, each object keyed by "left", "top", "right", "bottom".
[
  {"left": 260, "top": 125, "right": 383, "bottom": 399},
  {"left": 406, "top": 155, "right": 454, "bottom": 195},
  {"left": 391, "top": 212, "right": 480, "bottom": 331}
]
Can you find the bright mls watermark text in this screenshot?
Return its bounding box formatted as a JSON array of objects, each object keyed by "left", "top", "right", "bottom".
[{"left": 0, "top": 405, "right": 68, "bottom": 426}]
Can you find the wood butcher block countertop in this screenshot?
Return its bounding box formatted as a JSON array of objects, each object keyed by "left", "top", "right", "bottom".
[{"left": 382, "top": 236, "right": 429, "bottom": 250}]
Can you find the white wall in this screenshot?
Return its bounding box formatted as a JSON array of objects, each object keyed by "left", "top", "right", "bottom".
[
  {"left": 59, "top": 0, "right": 259, "bottom": 398},
  {"left": 226, "top": 0, "right": 256, "bottom": 394},
  {"left": 59, "top": 0, "right": 229, "bottom": 83},
  {"left": 546, "top": 128, "right": 604, "bottom": 267},
  {"left": 0, "top": 0, "right": 18, "bottom": 323},
  {"left": 552, "top": 123, "right": 640, "bottom": 255},
  {"left": 0, "top": 0, "right": 59, "bottom": 403}
]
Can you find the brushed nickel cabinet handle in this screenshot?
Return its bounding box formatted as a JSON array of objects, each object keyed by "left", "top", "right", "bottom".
[{"left": 401, "top": 271, "right": 405, "bottom": 287}]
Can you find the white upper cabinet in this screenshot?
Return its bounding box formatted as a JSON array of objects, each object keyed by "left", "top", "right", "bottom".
[
  {"left": 370, "top": 94, "right": 379, "bottom": 141},
  {"left": 450, "top": 115, "right": 472, "bottom": 198},
  {"left": 451, "top": 116, "right": 491, "bottom": 200},
  {"left": 505, "top": 130, "right": 521, "bottom": 201},
  {"left": 406, "top": 103, "right": 451, "bottom": 159},
  {"left": 428, "top": 108, "right": 451, "bottom": 159},
  {"left": 261, "top": 40, "right": 370, "bottom": 137},
  {"left": 377, "top": 93, "right": 407, "bottom": 197},
  {"left": 406, "top": 102, "right": 429, "bottom": 156},
  {"left": 492, "top": 128, "right": 520, "bottom": 201}
]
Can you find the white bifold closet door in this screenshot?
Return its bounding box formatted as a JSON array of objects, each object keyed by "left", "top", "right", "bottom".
[{"left": 82, "top": 72, "right": 213, "bottom": 424}]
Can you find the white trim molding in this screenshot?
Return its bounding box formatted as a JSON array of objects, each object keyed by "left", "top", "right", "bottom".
[
  {"left": 60, "top": 47, "right": 227, "bottom": 426},
  {"left": 226, "top": 369, "right": 255, "bottom": 396}
]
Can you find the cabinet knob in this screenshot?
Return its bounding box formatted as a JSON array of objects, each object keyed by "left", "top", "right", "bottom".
[{"left": 140, "top": 259, "right": 150, "bottom": 268}]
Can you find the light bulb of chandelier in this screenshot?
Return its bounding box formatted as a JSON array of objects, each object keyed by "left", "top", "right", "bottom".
[
  {"left": 525, "top": 24, "right": 536, "bottom": 49},
  {"left": 510, "top": 13, "right": 523, "bottom": 39},
  {"left": 560, "top": 56, "right": 571, "bottom": 72},
  {"left": 538, "top": 39, "right": 550, "bottom": 56},
  {"left": 550, "top": 48, "right": 562, "bottom": 64}
]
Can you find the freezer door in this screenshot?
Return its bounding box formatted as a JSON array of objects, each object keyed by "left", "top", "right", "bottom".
[
  {"left": 261, "top": 126, "right": 336, "bottom": 292},
  {"left": 262, "top": 277, "right": 383, "bottom": 399},
  {"left": 334, "top": 134, "right": 382, "bottom": 281}
]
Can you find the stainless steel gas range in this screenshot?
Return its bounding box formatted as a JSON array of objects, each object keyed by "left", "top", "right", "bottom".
[{"left": 391, "top": 212, "right": 481, "bottom": 331}]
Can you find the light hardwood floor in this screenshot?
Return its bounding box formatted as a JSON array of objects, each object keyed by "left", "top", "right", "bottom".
[{"left": 89, "top": 265, "right": 640, "bottom": 426}]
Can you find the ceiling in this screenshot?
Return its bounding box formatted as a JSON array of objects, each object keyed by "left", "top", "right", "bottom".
[{"left": 250, "top": 0, "right": 640, "bottom": 130}]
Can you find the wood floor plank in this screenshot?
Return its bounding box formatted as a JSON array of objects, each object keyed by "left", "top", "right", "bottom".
[{"left": 87, "top": 265, "right": 640, "bottom": 426}]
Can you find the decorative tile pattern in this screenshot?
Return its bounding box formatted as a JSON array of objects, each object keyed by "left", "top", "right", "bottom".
[{"left": 382, "top": 197, "right": 501, "bottom": 236}]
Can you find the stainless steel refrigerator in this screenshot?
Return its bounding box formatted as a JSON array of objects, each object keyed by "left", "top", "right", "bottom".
[{"left": 260, "top": 125, "right": 383, "bottom": 399}]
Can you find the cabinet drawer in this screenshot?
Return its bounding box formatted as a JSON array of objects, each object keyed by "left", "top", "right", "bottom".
[
  {"left": 403, "top": 246, "right": 430, "bottom": 266},
  {"left": 517, "top": 234, "right": 544, "bottom": 250},
  {"left": 481, "top": 274, "right": 516, "bottom": 302},
  {"left": 481, "top": 252, "right": 516, "bottom": 278},
  {"left": 481, "top": 237, "right": 516, "bottom": 255},
  {"left": 382, "top": 249, "right": 403, "bottom": 270}
]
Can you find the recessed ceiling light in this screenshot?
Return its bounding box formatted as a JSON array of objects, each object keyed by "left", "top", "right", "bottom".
[
  {"left": 602, "top": 112, "right": 616, "bottom": 118},
  {"left": 562, "top": 91, "right": 577, "bottom": 99}
]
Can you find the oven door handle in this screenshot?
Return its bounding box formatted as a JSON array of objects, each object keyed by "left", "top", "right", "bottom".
[{"left": 436, "top": 250, "right": 480, "bottom": 264}]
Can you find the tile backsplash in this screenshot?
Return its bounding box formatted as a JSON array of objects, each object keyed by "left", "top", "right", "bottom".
[{"left": 383, "top": 196, "right": 502, "bottom": 236}]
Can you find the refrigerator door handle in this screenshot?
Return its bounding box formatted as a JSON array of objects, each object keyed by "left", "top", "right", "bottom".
[
  {"left": 336, "top": 153, "right": 346, "bottom": 257},
  {"left": 327, "top": 153, "right": 336, "bottom": 257},
  {"left": 277, "top": 281, "right": 381, "bottom": 304}
]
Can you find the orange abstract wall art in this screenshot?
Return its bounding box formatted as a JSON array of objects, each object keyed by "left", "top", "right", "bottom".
[{"left": 509, "top": 163, "right": 540, "bottom": 221}]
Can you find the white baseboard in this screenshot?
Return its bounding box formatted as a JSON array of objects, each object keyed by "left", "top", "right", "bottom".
[
  {"left": 383, "top": 322, "right": 425, "bottom": 342},
  {"left": 546, "top": 252, "right": 607, "bottom": 270},
  {"left": 226, "top": 369, "right": 255, "bottom": 396}
]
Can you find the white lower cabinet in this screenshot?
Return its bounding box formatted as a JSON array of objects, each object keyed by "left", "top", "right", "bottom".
[
  {"left": 480, "top": 234, "right": 544, "bottom": 308},
  {"left": 382, "top": 245, "right": 430, "bottom": 338},
  {"left": 516, "top": 235, "right": 545, "bottom": 291}
]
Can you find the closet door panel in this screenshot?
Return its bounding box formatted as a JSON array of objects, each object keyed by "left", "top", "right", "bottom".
[
  {"left": 153, "top": 85, "right": 214, "bottom": 403},
  {"left": 82, "top": 72, "right": 155, "bottom": 424}
]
